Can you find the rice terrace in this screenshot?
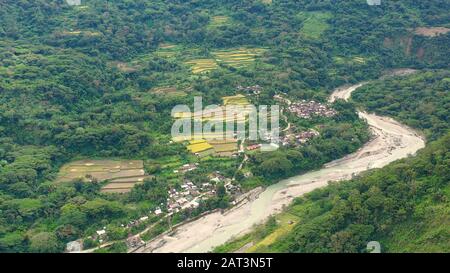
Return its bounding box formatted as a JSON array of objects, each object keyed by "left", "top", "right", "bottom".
[
  {"left": 208, "top": 15, "right": 231, "bottom": 28},
  {"left": 56, "top": 160, "right": 152, "bottom": 193},
  {"left": 185, "top": 59, "right": 219, "bottom": 74},
  {"left": 1, "top": 0, "right": 449, "bottom": 258},
  {"left": 213, "top": 48, "right": 267, "bottom": 69}
]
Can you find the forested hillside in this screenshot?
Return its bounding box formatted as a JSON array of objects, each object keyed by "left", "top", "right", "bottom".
[
  {"left": 353, "top": 70, "right": 450, "bottom": 141},
  {"left": 215, "top": 71, "right": 449, "bottom": 253},
  {"left": 0, "top": 0, "right": 449, "bottom": 252},
  {"left": 217, "top": 132, "right": 449, "bottom": 253}
]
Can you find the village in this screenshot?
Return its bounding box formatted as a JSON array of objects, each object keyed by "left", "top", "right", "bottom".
[
  {"left": 280, "top": 129, "right": 320, "bottom": 147},
  {"left": 65, "top": 165, "right": 242, "bottom": 252},
  {"left": 236, "top": 84, "right": 262, "bottom": 95},
  {"left": 287, "top": 100, "right": 337, "bottom": 119},
  {"left": 64, "top": 89, "right": 334, "bottom": 253}
]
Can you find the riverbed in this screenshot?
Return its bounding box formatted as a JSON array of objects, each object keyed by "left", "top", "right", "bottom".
[{"left": 135, "top": 79, "right": 425, "bottom": 253}]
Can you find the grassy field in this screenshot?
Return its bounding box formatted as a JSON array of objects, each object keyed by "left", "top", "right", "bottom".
[
  {"left": 245, "top": 213, "right": 299, "bottom": 252},
  {"left": 214, "top": 203, "right": 309, "bottom": 253},
  {"left": 298, "top": 12, "right": 332, "bottom": 39},
  {"left": 56, "top": 160, "right": 150, "bottom": 193},
  {"left": 110, "top": 61, "right": 140, "bottom": 73}
]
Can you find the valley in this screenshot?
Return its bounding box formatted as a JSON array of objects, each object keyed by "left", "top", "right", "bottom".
[{"left": 134, "top": 77, "right": 425, "bottom": 253}]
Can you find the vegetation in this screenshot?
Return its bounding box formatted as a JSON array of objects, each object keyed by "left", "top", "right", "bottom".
[
  {"left": 219, "top": 133, "right": 449, "bottom": 253},
  {"left": 352, "top": 70, "right": 450, "bottom": 141},
  {"left": 216, "top": 71, "right": 450, "bottom": 253},
  {"left": 0, "top": 0, "right": 448, "bottom": 252}
]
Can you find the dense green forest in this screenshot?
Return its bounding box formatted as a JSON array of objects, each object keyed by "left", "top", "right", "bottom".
[
  {"left": 216, "top": 132, "right": 449, "bottom": 253},
  {"left": 0, "top": 0, "right": 449, "bottom": 252},
  {"left": 352, "top": 70, "right": 450, "bottom": 141},
  {"left": 215, "top": 71, "right": 449, "bottom": 253}
]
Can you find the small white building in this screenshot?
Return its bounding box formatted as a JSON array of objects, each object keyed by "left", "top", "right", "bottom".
[{"left": 96, "top": 229, "right": 106, "bottom": 237}]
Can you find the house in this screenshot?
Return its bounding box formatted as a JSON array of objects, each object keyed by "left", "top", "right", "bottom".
[
  {"left": 126, "top": 235, "right": 145, "bottom": 248},
  {"left": 155, "top": 208, "right": 162, "bottom": 215},
  {"left": 246, "top": 144, "right": 261, "bottom": 151},
  {"left": 237, "top": 85, "right": 262, "bottom": 95},
  {"left": 96, "top": 229, "right": 106, "bottom": 237}
]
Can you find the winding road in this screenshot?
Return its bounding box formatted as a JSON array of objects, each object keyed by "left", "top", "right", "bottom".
[{"left": 135, "top": 75, "right": 425, "bottom": 253}]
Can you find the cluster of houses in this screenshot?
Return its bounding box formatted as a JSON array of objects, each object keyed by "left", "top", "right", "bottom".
[
  {"left": 236, "top": 85, "right": 262, "bottom": 95},
  {"left": 225, "top": 182, "right": 241, "bottom": 195},
  {"left": 126, "top": 235, "right": 145, "bottom": 249},
  {"left": 288, "top": 100, "right": 337, "bottom": 119},
  {"left": 166, "top": 181, "right": 207, "bottom": 213},
  {"left": 210, "top": 172, "right": 240, "bottom": 194},
  {"left": 280, "top": 129, "right": 320, "bottom": 147},
  {"left": 65, "top": 213, "right": 155, "bottom": 252},
  {"left": 125, "top": 216, "right": 151, "bottom": 229}
]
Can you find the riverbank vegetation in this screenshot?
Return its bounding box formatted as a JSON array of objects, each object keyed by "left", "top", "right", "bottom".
[{"left": 216, "top": 71, "right": 449, "bottom": 253}]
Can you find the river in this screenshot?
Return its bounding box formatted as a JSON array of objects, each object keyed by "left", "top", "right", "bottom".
[{"left": 135, "top": 76, "right": 425, "bottom": 253}]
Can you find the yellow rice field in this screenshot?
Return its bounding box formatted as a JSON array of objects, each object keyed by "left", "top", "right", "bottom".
[
  {"left": 187, "top": 140, "right": 214, "bottom": 153},
  {"left": 222, "top": 94, "right": 250, "bottom": 106},
  {"left": 185, "top": 59, "right": 218, "bottom": 74},
  {"left": 213, "top": 48, "right": 266, "bottom": 68}
]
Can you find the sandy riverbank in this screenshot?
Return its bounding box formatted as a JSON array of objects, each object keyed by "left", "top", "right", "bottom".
[{"left": 135, "top": 79, "right": 425, "bottom": 253}]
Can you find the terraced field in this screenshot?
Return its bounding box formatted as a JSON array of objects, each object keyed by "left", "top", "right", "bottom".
[
  {"left": 154, "top": 43, "right": 181, "bottom": 58},
  {"left": 209, "top": 139, "right": 239, "bottom": 157},
  {"left": 56, "top": 160, "right": 151, "bottom": 193},
  {"left": 333, "top": 56, "right": 367, "bottom": 66},
  {"left": 222, "top": 94, "right": 250, "bottom": 106},
  {"left": 150, "top": 86, "right": 187, "bottom": 97},
  {"left": 187, "top": 139, "right": 214, "bottom": 153},
  {"left": 185, "top": 59, "right": 219, "bottom": 74},
  {"left": 60, "top": 30, "right": 101, "bottom": 37},
  {"left": 209, "top": 16, "right": 231, "bottom": 28},
  {"left": 213, "top": 48, "right": 266, "bottom": 69}
]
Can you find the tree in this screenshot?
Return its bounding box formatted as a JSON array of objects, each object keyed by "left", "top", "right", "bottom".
[
  {"left": 60, "top": 204, "right": 88, "bottom": 228},
  {"left": 29, "top": 232, "right": 61, "bottom": 253}
]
